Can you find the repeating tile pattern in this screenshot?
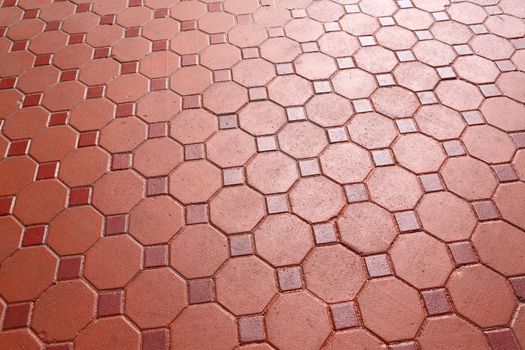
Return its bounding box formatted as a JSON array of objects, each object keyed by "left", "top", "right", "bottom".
[{"left": 0, "top": 0, "right": 524, "bottom": 349}]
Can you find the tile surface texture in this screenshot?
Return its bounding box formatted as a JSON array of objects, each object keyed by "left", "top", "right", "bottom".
[{"left": 0, "top": 0, "right": 524, "bottom": 349}]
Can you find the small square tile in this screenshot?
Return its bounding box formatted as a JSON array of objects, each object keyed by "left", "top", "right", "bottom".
[
  {"left": 472, "top": 200, "right": 499, "bottom": 221},
  {"left": 419, "top": 173, "right": 444, "bottom": 192},
  {"left": 268, "top": 27, "right": 284, "bottom": 37},
  {"left": 298, "top": 159, "right": 320, "bottom": 177},
  {"left": 239, "top": 316, "right": 266, "bottom": 343},
  {"left": 144, "top": 245, "right": 169, "bottom": 268},
  {"left": 36, "top": 162, "right": 58, "bottom": 180},
  {"left": 480, "top": 84, "right": 501, "bottom": 97},
  {"left": 125, "top": 27, "right": 140, "bottom": 37},
  {"left": 151, "top": 78, "right": 167, "bottom": 91},
  {"left": 327, "top": 127, "right": 348, "bottom": 143},
  {"left": 105, "top": 214, "right": 128, "bottom": 235},
  {"left": 376, "top": 73, "right": 395, "bottom": 86},
  {"left": 93, "top": 47, "right": 110, "bottom": 59},
  {"left": 69, "top": 33, "right": 85, "bottom": 44},
  {"left": 249, "top": 87, "right": 267, "bottom": 101},
  {"left": 396, "top": 50, "right": 415, "bottom": 62},
  {"left": 276, "top": 63, "right": 294, "bottom": 75},
  {"left": 180, "top": 20, "right": 197, "bottom": 31},
  {"left": 511, "top": 132, "right": 525, "bottom": 148},
  {"left": 301, "top": 42, "right": 319, "bottom": 53},
  {"left": 223, "top": 167, "right": 244, "bottom": 186},
  {"left": 48, "top": 112, "right": 68, "bottom": 126},
  {"left": 242, "top": 47, "right": 259, "bottom": 59},
  {"left": 142, "top": 329, "right": 169, "bottom": 350},
  {"left": 509, "top": 276, "right": 525, "bottom": 301},
  {"left": 57, "top": 256, "right": 83, "bottom": 280},
  {"left": 214, "top": 69, "right": 232, "bottom": 82},
  {"left": 78, "top": 131, "right": 98, "bottom": 147},
  {"left": 372, "top": 149, "right": 395, "bottom": 166},
  {"left": 415, "top": 30, "right": 432, "bottom": 40},
  {"left": 432, "top": 11, "right": 449, "bottom": 21},
  {"left": 22, "top": 225, "right": 47, "bottom": 246},
  {"left": 493, "top": 164, "right": 519, "bottom": 182},
  {"left": 97, "top": 291, "right": 124, "bottom": 317},
  {"left": 182, "top": 95, "right": 201, "bottom": 109},
  {"left": 0, "top": 197, "right": 14, "bottom": 216},
  {"left": 390, "top": 341, "right": 418, "bottom": 350},
  {"left": 186, "top": 204, "right": 208, "bottom": 224},
  {"left": 148, "top": 122, "right": 168, "bottom": 138},
  {"left": 189, "top": 278, "right": 215, "bottom": 304},
  {"left": 207, "top": 2, "right": 221, "bottom": 11},
  {"left": 116, "top": 103, "right": 134, "bottom": 117},
  {"left": 397, "top": 0, "right": 413, "bottom": 8},
  {"left": 396, "top": 119, "right": 417, "bottom": 133},
  {"left": 511, "top": 38, "right": 525, "bottom": 49},
  {"left": 345, "top": 183, "right": 368, "bottom": 203},
  {"left": 218, "top": 114, "right": 238, "bottom": 129},
  {"left": 344, "top": 4, "right": 360, "bottom": 13},
  {"left": 181, "top": 54, "right": 198, "bottom": 67},
  {"left": 313, "top": 80, "right": 332, "bottom": 94},
  {"left": 69, "top": 186, "right": 91, "bottom": 206},
  {"left": 359, "top": 35, "right": 376, "bottom": 46},
  {"left": 470, "top": 24, "right": 488, "bottom": 35},
  {"left": 0, "top": 78, "right": 16, "bottom": 89},
  {"left": 485, "top": 5, "right": 502, "bottom": 15},
  {"left": 111, "top": 153, "right": 132, "bottom": 170},
  {"left": 291, "top": 8, "right": 307, "bottom": 18},
  {"left": 266, "top": 194, "right": 288, "bottom": 214},
  {"left": 421, "top": 288, "right": 452, "bottom": 315},
  {"left": 60, "top": 70, "right": 77, "bottom": 82},
  {"left": 185, "top": 144, "right": 205, "bottom": 160},
  {"left": 448, "top": 241, "right": 478, "bottom": 266},
  {"left": 3, "top": 303, "right": 31, "bottom": 329},
  {"left": 365, "top": 254, "right": 392, "bottom": 278},
  {"left": 417, "top": 91, "right": 438, "bottom": 105},
  {"left": 210, "top": 33, "right": 226, "bottom": 44},
  {"left": 454, "top": 44, "right": 472, "bottom": 55},
  {"left": 485, "top": 329, "right": 520, "bottom": 350},
  {"left": 462, "top": 111, "right": 484, "bottom": 125},
  {"left": 86, "top": 85, "right": 104, "bottom": 98},
  {"left": 443, "top": 140, "right": 465, "bottom": 156},
  {"left": 46, "top": 344, "right": 73, "bottom": 350},
  {"left": 437, "top": 66, "right": 456, "bottom": 79},
  {"left": 379, "top": 16, "right": 395, "bottom": 26},
  {"left": 324, "top": 22, "right": 340, "bottom": 32},
  {"left": 8, "top": 140, "right": 30, "bottom": 156},
  {"left": 313, "top": 222, "right": 337, "bottom": 245},
  {"left": 337, "top": 57, "right": 355, "bottom": 69},
  {"left": 352, "top": 99, "right": 373, "bottom": 112},
  {"left": 496, "top": 60, "right": 515, "bottom": 72},
  {"left": 330, "top": 302, "right": 359, "bottom": 330},
  {"left": 257, "top": 135, "right": 278, "bottom": 152},
  {"left": 395, "top": 211, "right": 420, "bottom": 232},
  {"left": 229, "top": 234, "right": 253, "bottom": 257},
  {"left": 277, "top": 266, "right": 303, "bottom": 291},
  {"left": 286, "top": 106, "right": 306, "bottom": 121}
]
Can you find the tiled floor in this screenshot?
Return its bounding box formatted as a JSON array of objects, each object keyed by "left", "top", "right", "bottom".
[{"left": 0, "top": 0, "right": 525, "bottom": 349}]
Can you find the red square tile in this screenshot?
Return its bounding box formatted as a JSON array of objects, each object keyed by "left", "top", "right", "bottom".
[
  {"left": 68, "top": 33, "right": 84, "bottom": 44},
  {"left": 3, "top": 303, "right": 31, "bottom": 329},
  {"left": 128, "top": 0, "right": 141, "bottom": 6},
  {"left": 184, "top": 143, "right": 205, "bottom": 160},
  {"left": 45, "top": 21, "right": 61, "bottom": 31},
  {"left": 181, "top": 54, "right": 198, "bottom": 66},
  {"left": 0, "top": 196, "right": 15, "bottom": 216},
  {"left": 115, "top": 103, "right": 134, "bottom": 117},
  {"left": 22, "top": 94, "right": 41, "bottom": 107},
  {"left": 8, "top": 139, "right": 30, "bottom": 156},
  {"left": 111, "top": 153, "right": 132, "bottom": 170},
  {"left": 189, "top": 278, "right": 215, "bottom": 304},
  {"left": 365, "top": 254, "right": 392, "bottom": 278},
  {"left": 154, "top": 8, "right": 168, "bottom": 18},
  {"left": 239, "top": 315, "right": 266, "bottom": 343},
  {"left": 213, "top": 69, "right": 232, "bottom": 82},
  {"left": 48, "top": 112, "right": 68, "bottom": 126},
  {"left": 511, "top": 132, "right": 525, "bottom": 149},
  {"left": 142, "top": 329, "right": 169, "bottom": 350},
  {"left": 182, "top": 95, "right": 201, "bottom": 109},
  {"left": 344, "top": 183, "right": 368, "bottom": 203},
  {"left": 186, "top": 204, "right": 208, "bottom": 224},
  {"left": 86, "top": 85, "right": 104, "bottom": 99},
  {"left": 36, "top": 162, "right": 58, "bottom": 180},
  {"left": 57, "top": 256, "right": 83, "bottom": 280},
  {"left": 395, "top": 211, "right": 420, "bottom": 232},
  {"left": 493, "top": 164, "right": 519, "bottom": 182},
  {"left": 180, "top": 21, "right": 197, "bottom": 31},
  {"left": 421, "top": 288, "right": 452, "bottom": 315},
  {"left": 509, "top": 276, "right": 525, "bottom": 301},
  {"left": 485, "top": 329, "right": 520, "bottom": 350},
  {"left": 22, "top": 225, "right": 47, "bottom": 246},
  {"left": 419, "top": 173, "right": 443, "bottom": 192},
  {"left": 46, "top": 344, "right": 72, "bottom": 350},
  {"left": 277, "top": 266, "right": 303, "bottom": 291},
  {"left": 471, "top": 200, "right": 499, "bottom": 221},
  {"left": 389, "top": 341, "right": 418, "bottom": 350},
  {"left": 229, "top": 234, "right": 253, "bottom": 257},
  {"left": 77, "top": 131, "right": 98, "bottom": 147},
  {"left": 69, "top": 187, "right": 91, "bottom": 206},
  {"left": 330, "top": 302, "right": 359, "bottom": 330},
  {"left": 94, "top": 47, "right": 110, "bottom": 59},
  {"left": 443, "top": 140, "right": 465, "bottom": 156},
  {"left": 34, "top": 54, "right": 51, "bottom": 66},
  {"left": 144, "top": 245, "right": 169, "bottom": 268},
  {"left": 152, "top": 40, "right": 168, "bottom": 51},
  {"left": 210, "top": 33, "right": 226, "bottom": 44},
  {"left": 76, "top": 3, "right": 90, "bottom": 12},
  {"left": 99, "top": 14, "right": 115, "bottom": 24},
  {"left": 97, "top": 290, "right": 124, "bottom": 317},
  {"left": 105, "top": 214, "right": 128, "bottom": 235},
  {"left": 23, "top": 9, "right": 38, "bottom": 18},
  {"left": 207, "top": 2, "right": 222, "bottom": 11},
  {"left": 11, "top": 40, "right": 27, "bottom": 51},
  {"left": 313, "top": 223, "right": 337, "bottom": 245},
  {"left": 125, "top": 27, "right": 140, "bottom": 37},
  {"left": 147, "top": 177, "right": 168, "bottom": 196},
  {"left": 148, "top": 122, "right": 168, "bottom": 138},
  {"left": 0, "top": 77, "right": 16, "bottom": 89},
  {"left": 151, "top": 78, "right": 167, "bottom": 91},
  {"left": 121, "top": 61, "right": 137, "bottom": 74},
  {"left": 60, "top": 69, "right": 77, "bottom": 82},
  {"left": 237, "top": 14, "right": 251, "bottom": 24},
  {"left": 448, "top": 241, "right": 478, "bottom": 267}
]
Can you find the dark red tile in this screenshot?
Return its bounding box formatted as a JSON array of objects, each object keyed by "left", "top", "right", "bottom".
[
  {"left": 57, "top": 256, "right": 83, "bottom": 280},
  {"left": 97, "top": 290, "right": 124, "bottom": 317},
  {"left": 3, "top": 303, "right": 31, "bottom": 329}
]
